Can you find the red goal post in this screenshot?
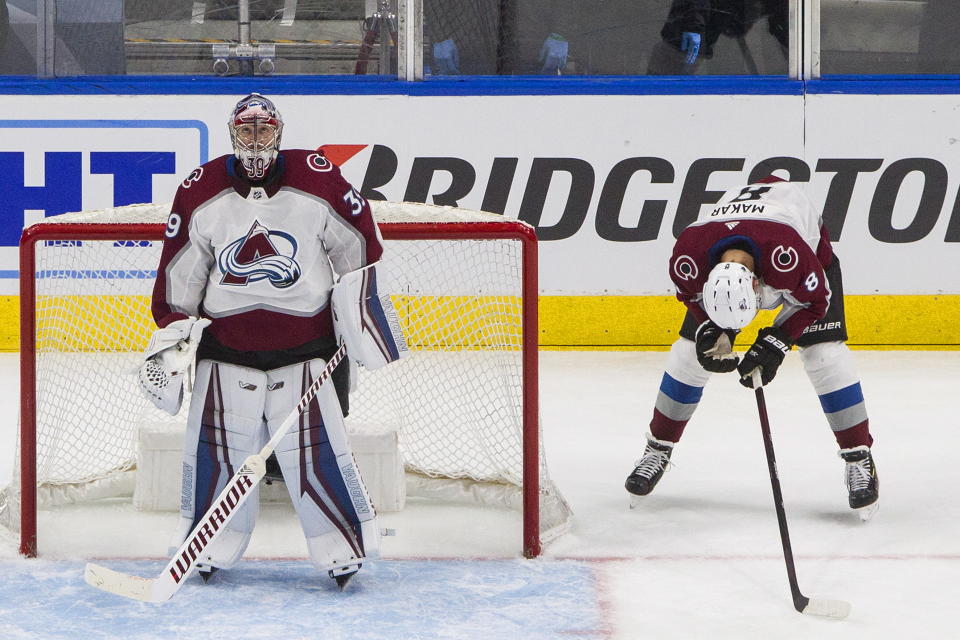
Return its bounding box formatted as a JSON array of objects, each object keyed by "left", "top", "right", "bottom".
[{"left": 10, "top": 201, "right": 571, "bottom": 559}]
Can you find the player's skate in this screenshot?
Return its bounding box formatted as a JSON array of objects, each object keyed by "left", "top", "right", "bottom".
[
  {"left": 329, "top": 563, "right": 362, "bottom": 591},
  {"left": 625, "top": 433, "right": 674, "bottom": 508},
  {"left": 839, "top": 445, "right": 879, "bottom": 522}
]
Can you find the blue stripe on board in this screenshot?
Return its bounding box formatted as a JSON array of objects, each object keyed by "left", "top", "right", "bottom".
[
  {"left": 0, "top": 119, "right": 209, "bottom": 163},
  {"left": 0, "top": 559, "right": 607, "bottom": 640},
  {"left": 659, "top": 372, "right": 704, "bottom": 405},
  {"left": 3, "top": 73, "right": 960, "bottom": 97},
  {"left": 809, "top": 75, "right": 960, "bottom": 95},
  {"left": 0, "top": 74, "right": 802, "bottom": 96},
  {"left": 818, "top": 382, "right": 865, "bottom": 414}
]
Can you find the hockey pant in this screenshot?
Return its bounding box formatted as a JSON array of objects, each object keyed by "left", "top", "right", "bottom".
[
  {"left": 649, "top": 338, "right": 872, "bottom": 449},
  {"left": 172, "top": 358, "right": 380, "bottom": 573}
]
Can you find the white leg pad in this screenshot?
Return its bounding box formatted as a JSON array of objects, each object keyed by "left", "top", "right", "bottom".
[
  {"left": 665, "top": 337, "right": 713, "bottom": 388},
  {"left": 305, "top": 519, "right": 382, "bottom": 574},
  {"left": 265, "top": 359, "right": 381, "bottom": 572},
  {"left": 799, "top": 341, "right": 862, "bottom": 395},
  {"left": 172, "top": 360, "right": 268, "bottom": 569}
]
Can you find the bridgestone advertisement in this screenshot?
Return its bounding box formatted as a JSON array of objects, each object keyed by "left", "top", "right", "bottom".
[{"left": 1, "top": 93, "right": 958, "bottom": 299}]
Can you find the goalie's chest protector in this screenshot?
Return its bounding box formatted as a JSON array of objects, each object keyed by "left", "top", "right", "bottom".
[{"left": 192, "top": 186, "right": 335, "bottom": 319}]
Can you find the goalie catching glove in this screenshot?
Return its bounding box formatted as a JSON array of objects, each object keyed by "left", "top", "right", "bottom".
[
  {"left": 332, "top": 264, "right": 408, "bottom": 371},
  {"left": 138, "top": 316, "right": 211, "bottom": 415}
]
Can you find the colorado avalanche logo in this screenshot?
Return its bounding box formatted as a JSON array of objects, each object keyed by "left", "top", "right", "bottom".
[
  {"left": 673, "top": 255, "right": 698, "bottom": 281},
  {"left": 182, "top": 167, "right": 203, "bottom": 189},
  {"left": 771, "top": 245, "right": 799, "bottom": 273},
  {"left": 306, "top": 153, "right": 333, "bottom": 173},
  {"left": 219, "top": 221, "right": 301, "bottom": 288}
]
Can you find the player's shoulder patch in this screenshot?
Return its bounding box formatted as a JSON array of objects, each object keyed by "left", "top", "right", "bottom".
[
  {"left": 281, "top": 148, "right": 341, "bottom": 175},
  {"left": 181, "top": 165, "right": 205, "bottom": 189},
  {"left": 181, "top": 154, "right": 232, "bottom": 190},
  {"left": 770, "top": 244, "right": 800, "bottom": 273},
  {"left": 305, "top": 151, "right": 336, "bottom": 173},
  {"left": 280, "top": 149, "right": 346, "bottom": 195},
  {"left": 174, "top": 155, "right": 234, "bottom": 216}
]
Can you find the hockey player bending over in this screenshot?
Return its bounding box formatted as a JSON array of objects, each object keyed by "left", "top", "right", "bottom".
[
  {"left": 625, "top": 176, "right": 879, "bottom": 520},
  {"left": 139, "top": 93, "right": 407, "bottom": 589}
]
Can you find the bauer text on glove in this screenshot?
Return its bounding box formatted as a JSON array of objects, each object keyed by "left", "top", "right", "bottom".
[{"left": 737, "top": 326, "right": 791, "bottom": 388}]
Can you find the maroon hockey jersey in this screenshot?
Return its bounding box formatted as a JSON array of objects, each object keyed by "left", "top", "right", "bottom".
[
  {"left": 669, "top": 181, "right": 834, "bottom": 342},
  {"left": 152, "top": 150, "right": 384, "bottom": 351}
]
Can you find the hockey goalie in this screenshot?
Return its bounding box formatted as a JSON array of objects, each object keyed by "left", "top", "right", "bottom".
[{"left": 138, "top": 93, "right": 407, "bottom": 590}]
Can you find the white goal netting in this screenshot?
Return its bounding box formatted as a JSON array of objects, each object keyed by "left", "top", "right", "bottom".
[{"left": 4, "top": 200, "right": 571, "bottom": 556}]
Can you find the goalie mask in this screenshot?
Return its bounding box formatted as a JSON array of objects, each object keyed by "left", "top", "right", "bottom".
[
  {"left": 229, "top": 93, "right": 283, "bottom": 180},
  {"left": 702, "top": 262, "right": 759, "bottom": 330}
]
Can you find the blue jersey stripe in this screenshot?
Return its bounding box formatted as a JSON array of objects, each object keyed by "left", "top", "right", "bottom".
[
  {"left": 659, "top": 372, "right": 704, "bottom": 405},
  {"left": 818, "top": 382, "right": 865, "bottom": 414}
]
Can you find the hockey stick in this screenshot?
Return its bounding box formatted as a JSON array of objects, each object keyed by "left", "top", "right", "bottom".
[
  {"left": 85, "top": 344, "right": 348, "bottom": 603},
  {"left": 751, "top": 370, "right": 851, "bottom": 619}
]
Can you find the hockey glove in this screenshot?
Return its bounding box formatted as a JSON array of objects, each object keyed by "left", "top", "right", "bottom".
[
  {"left": 680, "top": 32, "right": 701, "bottom": 65},
  {"left": 143, "top": 317, "right": 210, "bottom": 362},
  {"left": 138, "top": 316, "right": 211, "bottom": 415},
  {"left": 332, "top": 264, "right": 409, "bottom": 371},
  {"left": 539, "top": 33, "right": 568, "bottom": 74},
  {"left": 694, "top": 320, "right": 739, "bottom": 373},
  {"left": 432, "top": 38, "right": 460, "bottom": 75},
  {"left": 737, "top": 326, "right": 792, "bottom": 388}
]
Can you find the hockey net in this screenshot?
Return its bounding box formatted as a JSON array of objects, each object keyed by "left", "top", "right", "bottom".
[{"left": 4, "top": 201, "right": 571, "bottom": 558}]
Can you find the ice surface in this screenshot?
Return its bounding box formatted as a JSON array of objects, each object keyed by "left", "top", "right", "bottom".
[{"left": 1, "top": 350, "right": 957, "bottom": 639}]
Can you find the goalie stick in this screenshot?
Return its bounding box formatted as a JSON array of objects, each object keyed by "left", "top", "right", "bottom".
[
  {"left": 85, "top": 344, "right": 348, "bottom": 603},
  {"left": 752, "top": 370, "right": 851, "bottom": 619}
]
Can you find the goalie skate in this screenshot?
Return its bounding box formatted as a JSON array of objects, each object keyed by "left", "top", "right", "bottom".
[
  {"left": 198, "top": 565, "right": 219, "bottom": 583},
  {"left": 329, "top": 563, "right": 362, "bottom": 591},
  {"left": 839, "top": 446, "right": 879, "bottom": 522}
]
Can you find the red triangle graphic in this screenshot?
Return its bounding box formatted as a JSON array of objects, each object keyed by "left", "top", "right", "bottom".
[{"left": 317, "top": 144, "right": 368, "bottom": 167}]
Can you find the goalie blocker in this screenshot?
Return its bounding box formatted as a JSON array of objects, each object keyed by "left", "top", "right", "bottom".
[{"left": 331, "top": 263, "right": 409, "bottom": 371}]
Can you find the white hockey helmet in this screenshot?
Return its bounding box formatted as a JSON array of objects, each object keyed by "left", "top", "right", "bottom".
[
  {"left": 229, "top": 93, "right": 283, "bottom": 180},
  {"left": 701, "top": 262, "right": 759, "bottom": 330}
]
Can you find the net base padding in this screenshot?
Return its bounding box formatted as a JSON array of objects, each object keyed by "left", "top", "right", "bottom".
[
  {"left": 406, "top": 473, "right": 572, "bottom": 544},
  {"left": 0, "top": 470, "right": 137, "bottom": 532},
  {"left": 1, "top": 471, "right": 572, "bottom": 543}
]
